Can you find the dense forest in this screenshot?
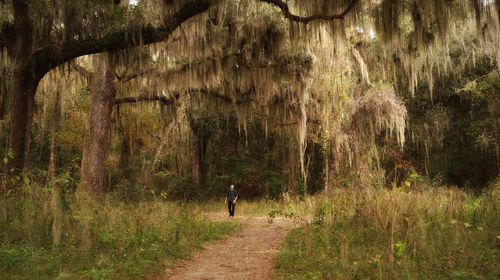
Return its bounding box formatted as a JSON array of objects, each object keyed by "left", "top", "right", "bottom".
[{"left": 0, "top": 0, "right": 498, "bottom": 279}]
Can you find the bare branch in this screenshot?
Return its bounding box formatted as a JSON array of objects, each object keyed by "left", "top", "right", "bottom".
[
  {"left": 114, "top": 87, "right": 254, "bottom": 107},
  {"left": 115, "top": 92, "right": 180, "bottom": 106},
  {"left": 261, "top": 0, "right": 359, "bottom": 23}
]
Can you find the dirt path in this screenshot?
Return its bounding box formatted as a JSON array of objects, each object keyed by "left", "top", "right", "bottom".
[{"left": 162, "top": 212, "right": 296, "bottom": 280}]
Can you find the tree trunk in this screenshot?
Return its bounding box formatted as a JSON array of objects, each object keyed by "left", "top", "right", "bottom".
[
  {"left": 190, "top": 129, "right": 204, "bottom": 189},
  {"left": 118, "top": 121, "right": 131, "bottom": 179},
  {"left": 189, "top": 118, "right": 210, "bottom": 191},
  {"left": 5, "top": 64, "right": 37, "bottom": 178},
  {"left": 48, "top": 127, "right": 57, "bottom": 180},
  {"left": 497, "top": 0, "right": 500, "bottom": 27},
  {"left": 287, "top": 141, "right": 297, "bottom": 194},
  {"left": 79, "top": 59, "right": 115, "bottom": 195},
  {"left": 23, "top": 88, "right": 35, "bottom": 170},
  {"left": 48, "top": 90, "right": 61, "bottom": 181}
]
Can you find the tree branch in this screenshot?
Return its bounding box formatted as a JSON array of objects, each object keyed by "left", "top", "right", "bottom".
[
  {"left": 115, "top": 92, "right": 180, "bottom": 106},
  {"left": 32, "top": 0, "right": 212, "bottom": 80},
  {"left": 261, "top": 0, "right": 359, "bottom": 23},
  {"left": 114, "top": 87, "right": 254, "bottom": 107}
]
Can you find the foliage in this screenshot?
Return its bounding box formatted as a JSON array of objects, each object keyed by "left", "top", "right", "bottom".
[{"left": 404, "top": 66, "right": 499, "bottom": 188}]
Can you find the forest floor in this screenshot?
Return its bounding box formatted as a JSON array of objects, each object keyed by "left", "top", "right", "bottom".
[{"left": 161, "top": 212, "right": 297, "bottom": 280}]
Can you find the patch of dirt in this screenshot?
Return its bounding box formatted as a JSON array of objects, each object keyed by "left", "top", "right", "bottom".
[{"left": 162, "top": 212, "right": 296, "bottom": 280}]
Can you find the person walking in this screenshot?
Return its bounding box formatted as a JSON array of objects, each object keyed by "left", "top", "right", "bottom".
[{"left": 225, "top": 184, "right": 238, "bottom": 217}]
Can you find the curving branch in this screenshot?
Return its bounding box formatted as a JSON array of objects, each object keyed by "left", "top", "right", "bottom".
[
  {"left": 32, "top": 0, "right": 212, "bottom": 80},
  {"left": 261, "top": 0, "right": 359, "bottom": 23}
]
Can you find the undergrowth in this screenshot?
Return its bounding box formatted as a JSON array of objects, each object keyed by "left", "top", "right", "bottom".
[
  {"left": 275, "top": 182, "right": 500, "bottom": 279},
  {"left": 0, "top": 182, "right": 238, "bottom": 280}
]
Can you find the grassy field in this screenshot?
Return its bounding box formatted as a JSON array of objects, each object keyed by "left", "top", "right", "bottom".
[
  {"left": 0, "top": 186, "right": 238, "bottom": 280},
  {"left": 274, "top": 184, "right": 500, "bottom": 279}
]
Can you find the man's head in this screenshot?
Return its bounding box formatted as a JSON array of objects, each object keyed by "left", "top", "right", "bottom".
[{"left": 230, "top": 184, "right": 234, "bottom": 191}]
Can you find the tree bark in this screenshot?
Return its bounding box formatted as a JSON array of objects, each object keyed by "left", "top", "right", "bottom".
[{"left": 79, "top": 59, "right": 116, "bottom": 195}]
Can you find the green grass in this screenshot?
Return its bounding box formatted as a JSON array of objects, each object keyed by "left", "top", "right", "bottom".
[
  {"left": 275, "top": 185, "right": 500, "bottom": 279},
  {"left": 0, "top": 188, "right": 239, "bottom": 280}
]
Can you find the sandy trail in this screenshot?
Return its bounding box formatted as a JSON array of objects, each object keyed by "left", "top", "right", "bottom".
[{"left": 162, "top": 212, "right": 296, "bottom": 280}]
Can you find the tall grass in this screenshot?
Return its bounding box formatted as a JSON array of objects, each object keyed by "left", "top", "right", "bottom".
[
  {"left": 275, "top": 183, "right": 500, "bottom": 279},
  {"left": 0, "top": 183, "right": 238, "bottom": 279},
  {"left": 196, "top": 194, "right": 322, "bottom": 218}
]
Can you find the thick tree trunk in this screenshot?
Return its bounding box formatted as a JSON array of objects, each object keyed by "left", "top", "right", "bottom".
[
  {"left": 5, "top": 64, "right": 37, "bottom": 177},
  {"left": 189, "top": 119, "right": 209, "bottom": 190},
  {"left": 79, "top": 59, "right": 115, "bottom": 195}
]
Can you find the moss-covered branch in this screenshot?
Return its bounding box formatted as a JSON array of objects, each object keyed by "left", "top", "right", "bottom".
[
  {"left": 32, "top": 0, "right": 212, "bottom": 79},
  {"left": 261, "top": 0, "right": 359, "bottom": 23}
]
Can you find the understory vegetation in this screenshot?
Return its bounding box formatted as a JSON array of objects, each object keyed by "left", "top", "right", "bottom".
[
  {"left": 275, "top": 181, "right": 500, "bottom": 280},
  {"left": 0, "top": 180, "right": 238, "bottom": 279}
]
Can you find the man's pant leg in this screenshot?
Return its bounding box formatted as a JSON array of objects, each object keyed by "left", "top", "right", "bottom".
[{"left": 228, "top": 202, "right": 233, "bottom": 216}]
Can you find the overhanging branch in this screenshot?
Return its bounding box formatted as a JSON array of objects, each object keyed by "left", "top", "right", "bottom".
[
  {"left": 32, "top": 0, "right": 212, "bottom": 79},
  {"left": 114, "top": 87, "right": 253, "bottom": 107},
  {"left": 261, "top": 0, "right": 359, "bottom": 23}
]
